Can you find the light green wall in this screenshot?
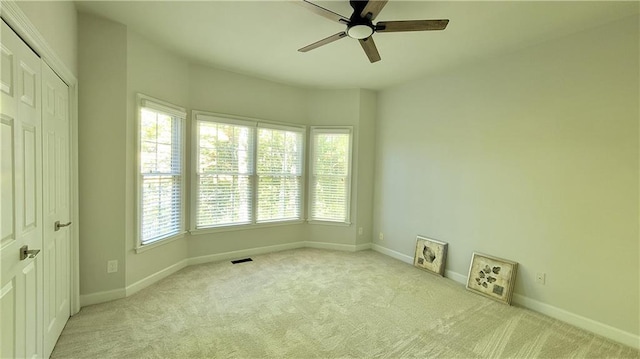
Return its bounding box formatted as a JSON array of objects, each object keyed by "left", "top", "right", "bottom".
[
  {"left": 355, "top": 90, "right": 376, "bottom": 246},
  {"left": 78, "top": 13, "right": 127, "bottom": 294},
  {"left": 188, "top": 225, "right": 306, "bottom": 260},
  {"left": 373, "top": 15, "right": 639, "bottom": 335},
  {"left": 189, "top": 64, "right": 308, "bottom": 125},
  {"left": 187, "top": 74, "right": 376, "bottom": 255},
  {"left": 16, "top": 1, "right": 77, "bottom": 76},
  {"left": 186, "top": 63, "right": 310, "bottom": 258},
  {"left": 77, "top": 14, "right": 377, "bottom": 295},
  {"left": 304, "top": 89, "right": 377, "bottom": 247},
  {"left": 124, "top": 30, "right": 190, "bottom": 286},
  {"left": 306, "top": 89, "right": 360, "bottom": 246}
]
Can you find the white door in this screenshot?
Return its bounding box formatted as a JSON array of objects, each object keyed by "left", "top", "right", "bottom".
[
  {"left": 42, "top": 62, "right": 70, "bottom": 357},
  {"left": 0, "top": 19, "right": 44, "bottom": 359}
]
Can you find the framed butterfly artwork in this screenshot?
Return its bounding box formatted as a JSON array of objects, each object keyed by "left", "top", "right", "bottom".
[
  {"left": 413, "top": 236, "right": 448, "bottom": 276},
  {"left": 466, "top": 252, "right": 518, "bottom": 305}
]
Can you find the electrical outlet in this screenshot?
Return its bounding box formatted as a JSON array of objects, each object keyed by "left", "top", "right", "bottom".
[
  {"left": 107, "top": 260, "right": 118, "bottom": 274},
  {"left": 358, "top": 227, "right": 363, "bottom": 235},
  {"left": 378, "top": 232, "right": 384, "bottom": 241},
  {"left": 535, "top": 272, "right": 546, "bottom": 285}
]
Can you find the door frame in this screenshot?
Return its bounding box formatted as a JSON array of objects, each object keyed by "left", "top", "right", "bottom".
[{"left": 1, "top": 1, "right": 80, "bottom": 316}]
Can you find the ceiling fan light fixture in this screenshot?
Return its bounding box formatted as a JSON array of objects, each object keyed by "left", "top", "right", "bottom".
[
  {"left": 298, "top": 0, "right": 449, "bottom": 63},
  {"left": 347, "top": 24, "right": 374, "bottom": 39}
]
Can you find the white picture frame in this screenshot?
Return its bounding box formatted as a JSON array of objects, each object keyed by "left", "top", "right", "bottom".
[
  {"left": 414, "top": 236, "right": 448, "bottom": 276},
  {"left": 466, "top": 252, "right": 518, "bottom": 305}
]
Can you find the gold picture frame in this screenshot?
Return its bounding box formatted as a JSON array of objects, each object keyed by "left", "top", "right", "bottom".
[
  {"left": 413, "top": 236, "right": 448, "bottom": 276},
  {"left": 466, "top": 252, "right": 518, "bottom": 305}
]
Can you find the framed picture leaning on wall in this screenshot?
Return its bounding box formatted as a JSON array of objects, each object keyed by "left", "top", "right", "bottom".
[
  {"left": 414, "top": 236, "right": 448, "bottom": 276},
  {"left": 466, "top": 252, "right": 518, "bottom": 305}
]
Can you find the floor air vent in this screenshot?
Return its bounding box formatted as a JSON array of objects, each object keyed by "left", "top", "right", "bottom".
[{"left": 231, "top": 258, "right": 253, "bottom": 264}]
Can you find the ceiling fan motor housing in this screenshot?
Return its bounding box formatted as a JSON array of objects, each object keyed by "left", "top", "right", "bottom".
[
  {"left": 347, "top": 0, "right": 375, "bottom": 39},
  {"left": 349, "top": 0, "right": 368, "bottom": 16}
]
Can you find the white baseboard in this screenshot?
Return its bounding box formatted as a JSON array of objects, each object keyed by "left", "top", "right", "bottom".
[
  {"left": 83, "top": 241, "right": 359, "bottom": 307},
  {"left": 187, "top": 242, "right": 305, "bottom": 266},
  {"left": 125, "top": 259, "right": 189, "bottom": 297},
  {"left": 79, "top": 288, "right": 126, "bottom": 307},
  {"left": 370, "top": 245, "right": 467, "bottom": 284},
  {"left": 444, "top": 269, "right": 468, "bottom": 284},
  {"left": 512, "top": 293, "right": 640, "bottom": 349},
  {"left": 80, "top": 242, "right": 378, "bottom": 308},
  {"left": 373, "top": 244, "right": 640, "bottom": 350},
  {"left": 355, "top": 243, "right": 372, "bottom": 251},
  {"left": 304, "top": 241, "right": 364, "bottom": 252},
  {"left": 371, "top": 244, "right": 413, "bottom": 264}
]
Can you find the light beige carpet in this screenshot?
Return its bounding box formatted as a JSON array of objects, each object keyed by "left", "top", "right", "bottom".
[{"left": 52, "top": 249, "right": 639, "bottom": 358}]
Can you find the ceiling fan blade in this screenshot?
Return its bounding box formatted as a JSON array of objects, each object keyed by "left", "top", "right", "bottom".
[
  {"left": 376, "top": 20, "right": 449, "bottom": 32},
  {"left": 299, "top": 0, "right": 350, "bottom": 24},
  {"left": 359, "top": 36, "right": 381, "bottom": 63},
  {"left": 360, "top": 0, "right": 388, "bottom": 21},
  {"left": 298, "top": 32, "right": 348, "bottom": 52}
]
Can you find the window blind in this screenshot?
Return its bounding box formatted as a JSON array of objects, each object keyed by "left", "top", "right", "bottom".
[
  {"left": 193, "top": 114, "right": 305, "bottom": 229},
  {"left": 309, "top": 128, "right": 352, "bottom": 223},
  {"left": 139, "top": 97, "right": 184, "bottom": 245},
  {"left": 256, "top": 126, "right": 304, "bottom": 222},
  {"left": 195, "top": 119, "right": 255, "bottom": 228}
]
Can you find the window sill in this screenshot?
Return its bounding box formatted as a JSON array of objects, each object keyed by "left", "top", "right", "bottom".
[
  {"left": 135, "top": 232, "right": 187, "bottom": 254},
  {"left": 190, "top": 219, "right": 305, "bottom": 236},
  {"left": 306, "top": 220, "right": 352, "bottom": 227}
]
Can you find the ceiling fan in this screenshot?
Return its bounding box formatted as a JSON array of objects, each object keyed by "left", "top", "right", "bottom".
[{"left": 298, "top": 0, "right": 449, "bottom": 63}]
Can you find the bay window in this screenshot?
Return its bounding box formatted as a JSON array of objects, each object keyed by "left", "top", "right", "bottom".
[{"left": 193, "top": 112, "right": 305, "bottom": 230}]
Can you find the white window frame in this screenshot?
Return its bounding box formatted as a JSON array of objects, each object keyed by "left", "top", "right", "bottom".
[
  {"left": 136, "top": 94, "right": 186, "bottom": 250},
  {"left": 256, "top": 122, "right": 306, "bottom": 224},
  {"left": 308, "top": 126, "right": 353, "bottom": 225},
  {"left": 191, "top": 111, "right": 306, "bottom": 233}
]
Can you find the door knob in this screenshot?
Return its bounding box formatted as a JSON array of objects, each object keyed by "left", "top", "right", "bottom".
[
  {"left": 20, "top": 245, "right": 41, "bottom": 261},
  {"left": 55, "top": 221, "right": 72, "bottom": 231}
]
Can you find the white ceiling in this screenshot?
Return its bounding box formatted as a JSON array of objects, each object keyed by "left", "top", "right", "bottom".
[{"left": 75, "top": 1, "right": 639, "bottom": 90}]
